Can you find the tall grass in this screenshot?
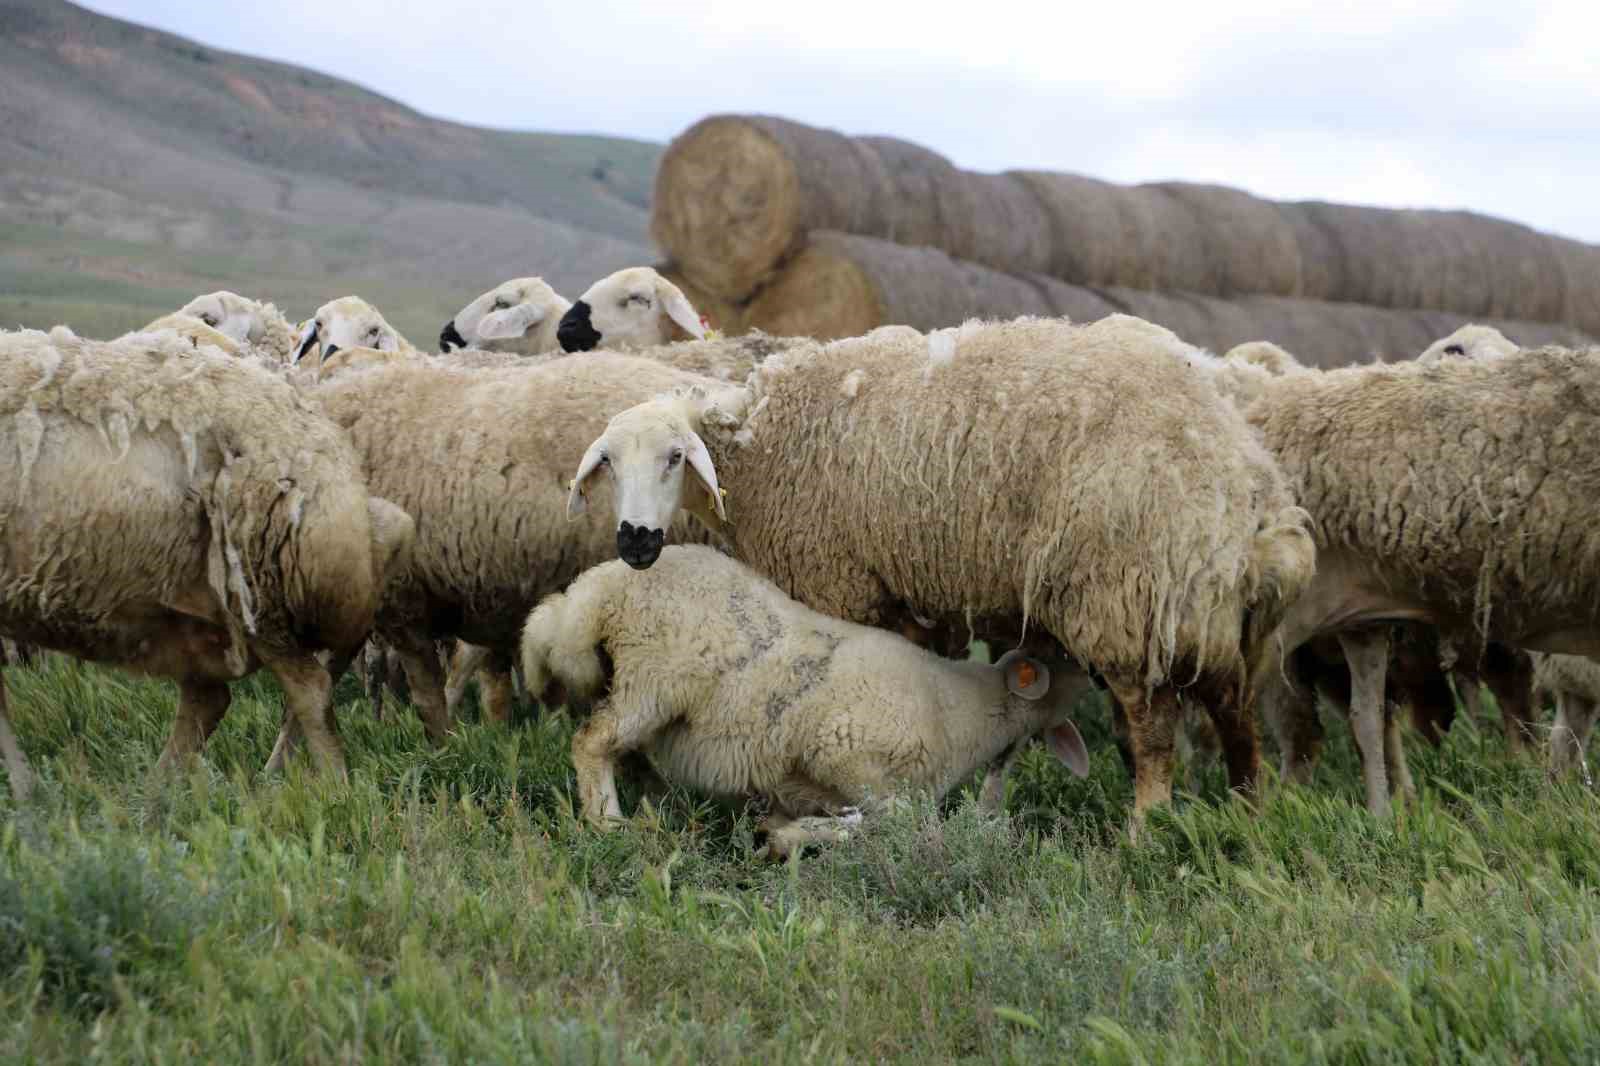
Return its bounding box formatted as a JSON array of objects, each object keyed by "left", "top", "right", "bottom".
[{"left": 2, "top": 655, "right": 1597, "bottom": 1063}]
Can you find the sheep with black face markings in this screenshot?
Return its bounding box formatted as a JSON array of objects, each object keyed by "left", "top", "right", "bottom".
[
  {"left": 557, "top": 266, "right": 709, "bottom": 354},
  {"left": 520, "top": 544, "right": 1091, "bottom": 857},
  {"left": 0, "top": 326, "right": 414, "bottom": 792},
  {"left": 439, "top": 277, "right": 572, "bottom": 356},
  {"left": 569, "top": 314, "right": 1315, "bottom": 825}
]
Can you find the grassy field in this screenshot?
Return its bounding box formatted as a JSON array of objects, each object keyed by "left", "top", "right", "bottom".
[{"left": 2, "top": 655, "right": 1598, "bottom": 1064}]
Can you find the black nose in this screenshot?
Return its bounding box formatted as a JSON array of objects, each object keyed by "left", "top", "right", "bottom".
[
  {"left": 558, "top": 301, "right": 602, "bottom": 353},
  {"left": 617, "top": 521, "right": 664, "bottom": 569},
  {"left": 439, "top": 319, "right": 467, "bottom": 352},
  {"left": 324, "top": 343, "right": 340, "bottom": 358}
]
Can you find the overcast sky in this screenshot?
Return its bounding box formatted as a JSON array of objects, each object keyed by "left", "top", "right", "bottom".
[{"left": 82, "top": 0, "right": 1600, "bottom": 243}]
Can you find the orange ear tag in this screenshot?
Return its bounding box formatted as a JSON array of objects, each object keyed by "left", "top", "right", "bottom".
[{"left": 1015, "top": 661, "right": 1038, "bottom": 689}]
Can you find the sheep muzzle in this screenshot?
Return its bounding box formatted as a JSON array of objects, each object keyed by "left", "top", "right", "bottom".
[
  {"left": 439, "top": 319, "right": 467, "bottom": 352},
  {"left": 617, "top": 520, "right": 664, "bottom": 569},
  {"left": 558, "top": 301, "right": 602, "bottom": 352}
]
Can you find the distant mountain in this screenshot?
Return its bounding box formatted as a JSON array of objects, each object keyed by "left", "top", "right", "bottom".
[{"left": 0, "top": 0, "right": 662, "bottom": 341}]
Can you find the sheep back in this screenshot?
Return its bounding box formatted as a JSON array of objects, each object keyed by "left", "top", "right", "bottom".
[
  {"left": 1248, "top": 346, "right": 1600, "bottom": 638},
  {"left": 709, "top": 315, "right": 1307, "bottom": 687},
  {"left": 0, "top": 327, "right": 383, "bottom": 666}
]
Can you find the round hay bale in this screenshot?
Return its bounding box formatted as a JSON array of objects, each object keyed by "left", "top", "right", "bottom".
[
  {"left": 1155, "top": 183, "right": 1303, "bottom": 297},
  {"left": 1026, "top": 274, "right": 1121, "bottom": 323},
  {"left": 960, "top": 173, "right": 1055, "bottom": 277},
  {"left": 650, "top": 115, "right": 894, "bottom": 302},
  {"left": 857, "top": 135, "right": 978, "bottom": 256},
  {"left": 742, "top": 231, "right": 1058, "bottom": 339}
]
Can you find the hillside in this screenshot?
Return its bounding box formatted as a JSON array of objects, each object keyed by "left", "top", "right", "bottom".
[{"left": 0, "top": 0, "right": 662, "bottom": 341}]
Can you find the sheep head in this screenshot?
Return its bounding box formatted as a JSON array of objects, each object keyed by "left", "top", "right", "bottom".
[
  {"left": 442, "top": 277, "right": 572, "bottom": 354},
  {"left": 1417, "top": 324, "right": 1518, "bottom": 364},
  {"left": 297, "top": 296, "right": 410, "bottom": 365},
  {"left": 568, "top": 384, "right": 747, "bottom": 569},
  {"left": 992, "top": 649, "right": 1091, "bottom": 778},
  {"left": 557, "top": 267, "right": 706, "bottom": 354}
]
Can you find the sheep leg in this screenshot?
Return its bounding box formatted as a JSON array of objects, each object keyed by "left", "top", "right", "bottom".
[
  {"left": 0, "top": 669, "right": 33, "bottom": 802},
  {"left": 1198, "top": 681, "right": 1258, "bottom": 797},
  {"left": 1263, "top": 663, "right": 1324, "bottom": 786},
  {"left": 1550, "top": 694, "right": 1598, "bottom": 786},
  {"left": 979, "top": 739, "right": 1029, "bottom": 812},
  {"left": 570, "top": 701, "right": 626, "bottom": 826},
  {"left": 478, "top": 649, "right": 518, "bottom": 726},
  {"left": 1338, "top": 629, "right": 1393, "bottom": 816},
  {"left": 443, "top": 641, "right": 490, "bottom": 719},
  {"left": 155, "top": 678, "right": 232, "bottom": 771},
  {"left": 1383, "top": 711, "right": 1416, "bottom": 801},
  {"left": 1454, "top": 672, "right": 1486, "bottom": 731},
  {"left": 1487, "top": 654, "right": 1537, "bottom": 755},
  {"left": 760, "top": 808, "right": 866, "bottom": 861},
  {"left": 263, "top": 648, "right": 358, "bottom": 774},
  {"left": 392, "top": 633, "right": 451, "bottom": 746},
  {"left": 1108, "top": 679, "right": 1179, "bottom": 835},
  {"left": 269, "top": 656, "right": 345, "bottom": 779},
  {"left": 361, "top": 640, "right": 387, "bottom": 719}
]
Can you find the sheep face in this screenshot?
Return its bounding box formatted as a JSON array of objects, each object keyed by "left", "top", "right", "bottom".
[
  {"left": 557, "top": 267, "right": 706, "bottom": 353},
  {"left": 442, "top": 277, "right": 571, "bottom": 354},
  {"left": 297, "top": 296, "right": 405, "bottom": 363},
  {"left": 1417, "top": 324, "right": 1518, "bottom": 363},
  {"left": 568, "top": 394, "right": 726, "bottom": 569},
  {"left": 180, "top": 291, "right": 264, "bottom": 346},
  {"left": 993, "top": 649, "right": 1091, "bottom": 777}
]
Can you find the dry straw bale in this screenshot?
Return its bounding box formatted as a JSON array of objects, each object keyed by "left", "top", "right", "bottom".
[
  {"left": 743, "top": 231, "right": 1593, "bottom": 363},
  {"left": 653, "top": 114, "right": 1600, "bottom": 332}
]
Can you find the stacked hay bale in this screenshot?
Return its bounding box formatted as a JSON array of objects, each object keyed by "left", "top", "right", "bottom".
[{"left": 651, "top": 114, "right": 1599, "bottom": 360}]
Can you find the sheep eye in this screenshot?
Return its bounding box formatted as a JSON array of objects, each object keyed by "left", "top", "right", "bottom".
[
  {"left": 598, "top": 454, "right": 610, "bottom": 467},
  {"left": 667, "top": 449, "right": 683, "bottom": 469},
  {"left": 493, "top": 299, "right": 510, "bottom": 311},
  {"left": 201, "top": 314, "right": 217, "bottom": 326},
  {"left": 627, "top": 294, "right": 651, "bottom": 308},
  {"left": 1444, "top": 344, "right": 1465, "bottom": 356}
]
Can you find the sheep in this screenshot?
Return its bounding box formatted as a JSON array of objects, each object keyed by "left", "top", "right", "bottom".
[
  {"left": 295, "top": 295, "right": 416, "bottom": 368},
  {"left": 520, "top": 544, "right": 1091, "bottom": 856},
  {"left": 557, "top": 267, "right": 709, "bottom": 353},
  {"left": 1531, "top": 652, "right": 1600, "bottom": 784},
  {"left": 262, "top": 352, "right": 730, "bottom": 763},
  {"left": 1242, "top": 345, "right": 1600, "bottom": 813},
  {"left": 568, "top": 315, "right": 1316, "bottom": 824},
  {"left": 0, "top": 326, "right": 414, "bottom": 782},
  {"left": 439, "top": 277, "right": 572, "bottom": 356},
  {"left": 1416, "top": 324, "right": 1518, "bottom": 363},
  {"left": 125, "top": 314, "right": 250, "bottom": 357}
]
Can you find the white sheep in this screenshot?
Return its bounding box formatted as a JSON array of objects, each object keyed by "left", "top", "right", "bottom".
[
  {"left": 520, "top": 544, "right": 1090, "bottom": 857},
  {"left": 1416, "top": 324, "right": 1518, "bottom": 363},
  {"left": 0, "top": 326, "right": 414, "bottom": 785},
  {"left": 440, "top": 277, "right": 572, "bottom": 356},
  {"left": 262, "top": 352, "right": 728, "bottom": 764},
  {"left": 568, "top": 315, "right": 1315, "bottom": 825},
  {"left": 1243, "top": 344, "right": 1600, "bottom": 813},
  {"left": 295, "top": 295, "right": 415, "bottom": 368},
  {"left": 1531, "top": 652, "right": 1600, "bottom": 785},
  {"left": 556, "top": 267, "right": 708, "bottom": 353}
]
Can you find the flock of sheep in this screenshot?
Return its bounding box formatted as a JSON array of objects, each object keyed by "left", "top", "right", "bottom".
[{"left": 2, "top": 264, "right": 1599, "bottom": 856}]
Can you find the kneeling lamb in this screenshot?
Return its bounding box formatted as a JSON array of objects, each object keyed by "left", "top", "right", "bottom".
[{"left": 521, "top": 544, "right": 1090, "bottom": 858}]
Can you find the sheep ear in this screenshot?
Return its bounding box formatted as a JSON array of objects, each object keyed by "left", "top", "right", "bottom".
[
  {"left": 478, "top": 304, "right": 545, "bottom": 341},
  {"left": 683, "top": 430, "right": 725, "bottom": 521},
  {"left": 567, "top": 439, "right": 608, "bottom": 520},
  {"left": 294, "top": 321, "right": 319, "bottom": 363},
  {"left": 657, "top": 278, "right": 705, "bottom": 340},
  {"left": 999, "top": 652, "right": 1051, "bottom": 700},
  {"left": 1045, "top": 721, "right": 1090, "bottom": 778}
]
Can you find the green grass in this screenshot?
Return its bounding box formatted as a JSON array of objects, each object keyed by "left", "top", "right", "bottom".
[{"left": 2, "top": 655, "right": 1599, "bottom": 1063}]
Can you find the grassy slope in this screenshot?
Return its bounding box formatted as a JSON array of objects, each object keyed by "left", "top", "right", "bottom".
[
  {"left": 0, "top": 0, "right": 662, "bottom": 341},
  {"left": 2, "top": 659, "right": 1597, "bottom": 1064}
]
